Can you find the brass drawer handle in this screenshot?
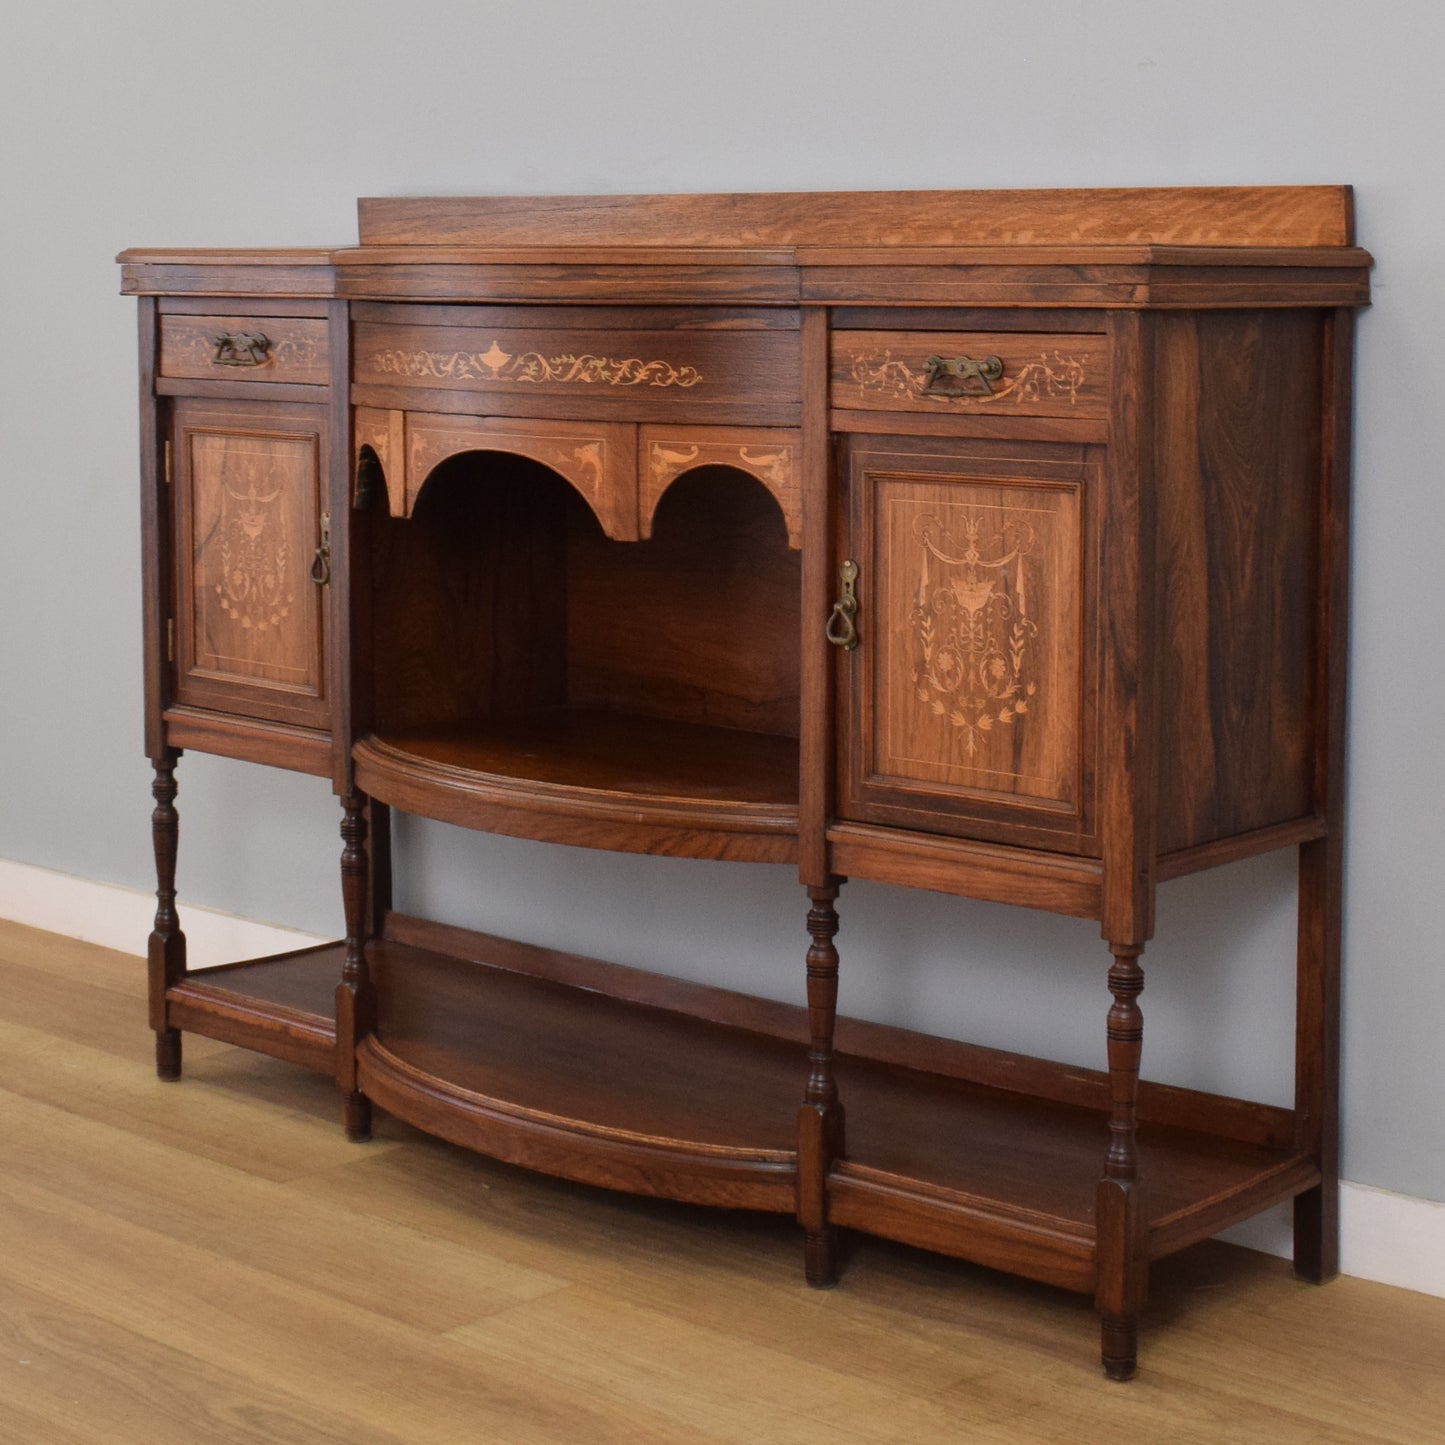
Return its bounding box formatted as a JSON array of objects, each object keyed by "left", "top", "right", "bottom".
[
  {"left": 922, "top": 354, "right": 1004, "bottom": 397},
  {"left": 310, "top": 512, "right": 331, "bottom": 587},
  {"left": 212, "top": 330, "right": 273, "bottom": 367},
  {"left": 825, "top": 560, "right": 859, "bottom": 651}
]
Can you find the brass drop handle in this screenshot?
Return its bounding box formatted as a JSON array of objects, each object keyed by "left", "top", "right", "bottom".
[
  {"left": 922, "top": 353, "right": 1004, "bottom": 397},
  {"left": 212, "top": 330, "right": 273, "bottom": 367},
  {"left": 310, "top": 512, "right": 331, "bottom": 587},
  {"left": 825, "top": 560, "right": 860, "bottom": 651}
]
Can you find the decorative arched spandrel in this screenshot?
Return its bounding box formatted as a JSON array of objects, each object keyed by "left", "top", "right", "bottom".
[
  {"left": 402, "top": 412, "right": 640, "bottom": 539},
  {"left": 353, "top": 407, "right": 406, "bottom": 515},
  {"left": 640, "top": 426, "right": 802, "bottom": 549}
]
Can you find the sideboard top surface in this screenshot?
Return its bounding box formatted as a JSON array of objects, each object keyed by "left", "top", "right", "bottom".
[{"left": 117, "top": 187, "right": 1371, "bottom": 308}]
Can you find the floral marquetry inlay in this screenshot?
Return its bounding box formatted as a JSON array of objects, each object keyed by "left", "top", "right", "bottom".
[
  {"left": 868, "top": 470, "right": 1083, "bottom": 813},
  {"left": 179, "top": 415, "right": 323, "bottom": 706},
  {"left": 853, "top": 351, "right": 1088, "bottom": 406},
  {"left": 910, "top": 512, "right": 1038, "bottom": 756},
  {"left": 189, "top": 441, "right": 302, "bottom": 636},
  {"left": 368, "top": 344, "right": 705, "bottom": 389}
]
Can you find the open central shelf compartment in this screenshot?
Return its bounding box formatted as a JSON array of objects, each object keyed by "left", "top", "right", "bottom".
[{"left": 356, "top": 446, "right": 802, "bottom": 860}]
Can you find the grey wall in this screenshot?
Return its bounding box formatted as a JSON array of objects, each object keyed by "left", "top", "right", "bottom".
[{"left": 2, "top": 2, "right": 1440, "bottom": 1203}]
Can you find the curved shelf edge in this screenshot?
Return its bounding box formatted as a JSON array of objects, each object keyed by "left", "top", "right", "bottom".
[
  {"left": 356, "top": 1036, "right": 798, "bottom": 1213},
  {"left": 353, "top": 731, "right": 799, "bottom": 863},
  {"left": 828, "top": 1163, "right": 1097, "bottom": 1294}
]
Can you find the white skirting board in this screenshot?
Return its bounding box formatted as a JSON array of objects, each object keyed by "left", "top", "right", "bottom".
[
  {"left": 2, "top": 854, "right": 1442, "bottom": 1301},
  {"left": 0, "top": 857, "right": 327, "bottom": 969}
]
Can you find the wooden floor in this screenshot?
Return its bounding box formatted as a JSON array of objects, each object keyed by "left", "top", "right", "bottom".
[{"left": 2, "top": 920, "right": 1443, "bottom": 1444}]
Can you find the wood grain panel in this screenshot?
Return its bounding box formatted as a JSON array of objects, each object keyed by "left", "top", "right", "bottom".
[
  {"left": 161, "top": 705, "right": 332, "bottom": 776},
  {"left": 159, "top": 315, "right": 329, "bottom": 385},
  {"left": 336, "top": 263, "right": 800, "bottom": 306},
  {"left": 568, "top": 468, "right": 802, "bottom": 736},
  {"left": 831, "top": 330, "right": 1109, "bottom": 418},
  {"left": 171, "top": 399, "right": 329, "bottom": 730},
  {"left": 366, "top": 451, "right": 572, "bottom": 733},
  {"left": 1153, "top": 310, "right": 1324, "bottom": 853},
  {"left": 357, "top": 187, "right": 1353, "bottom": 248},
  {"left": 826, "top": 822, "right": 1102, "bottom": 918}
]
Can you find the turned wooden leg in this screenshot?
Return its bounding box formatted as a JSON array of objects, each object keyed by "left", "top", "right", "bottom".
[
  {"left": 1096, "top": 942, "right": 1148, "bottom": 1381},
  {"left": 797, "top": 879, "right": 846, "bottom": 1287},
  {"left": 148, "top": 752, "right": 187, "bottom": 1081},
  {"left": 335, "top": 787, "right": 375, "bottom": 1142}
]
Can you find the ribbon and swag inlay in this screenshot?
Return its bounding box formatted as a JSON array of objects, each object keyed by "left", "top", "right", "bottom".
[
  {"left": 910, "top": 511, "right": 1038, "bottom": 756},
  {"left": 216, "top": 460, "right": 292, "bottom": 633},
  {"left": 369, "top": 339, "right": 704, "bottom": 389}
]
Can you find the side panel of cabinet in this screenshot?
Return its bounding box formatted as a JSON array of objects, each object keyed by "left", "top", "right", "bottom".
[
  {"left": 838, "top": 435, "right": 1100, "bottom": 854},
  {"left": 171, "top": 397, "right": 330, "bottom": 730}
]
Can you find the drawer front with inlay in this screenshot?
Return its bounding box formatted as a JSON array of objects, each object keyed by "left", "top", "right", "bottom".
[
  {"left": 159, "top": 314, "right": 331, "bottom": 385},
  {"left": 352, "top": 313, "right": 801, "bottom": 424},
  {"left": 831, "top": 331, "right": 1108, "bottom": 419}
]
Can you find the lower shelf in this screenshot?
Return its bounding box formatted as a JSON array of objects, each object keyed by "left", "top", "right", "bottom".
[
  {"left": 166, "top": 943, "right": 340, "bottom": 1072},
  {"left": 163, "top": 913, "right": 1319, "bottom": 1294}
]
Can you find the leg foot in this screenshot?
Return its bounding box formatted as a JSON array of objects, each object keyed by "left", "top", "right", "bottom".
[
  {"left": 1101, "top": 1313, "right": 1138, "bottom": 1381},
  {"left": 344, "top": 1089, "right": 372, "bottom": 1143},
  {"left": 804, "top": 1227, "right": 838, "bottom": 1289},
  {"left": 1293, "top": 1182, "right": 1339, "bottom": 1283},
  {"left": 154, "top": 1027, "right": 182, "bottom": 1081}
]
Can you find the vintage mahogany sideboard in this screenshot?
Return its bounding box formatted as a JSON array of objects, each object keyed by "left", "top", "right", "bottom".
[{"left": 119, "top": 188, "right": 1370, "bottom": 1378}]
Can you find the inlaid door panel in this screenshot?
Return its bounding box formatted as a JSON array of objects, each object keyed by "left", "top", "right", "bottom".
[
  {"left": 838, "top": 436, "right": 1100, "bottom": 853},
  {"left": 171, "top": 397, "right": 330, "bottom": 730}
]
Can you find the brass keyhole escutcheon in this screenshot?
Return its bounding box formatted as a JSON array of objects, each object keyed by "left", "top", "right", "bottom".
[
  {"left": 310, "top": 511, "right": 331, "bottom": 587},
  {"left": 826, "top": 560, "right": 860, "bottom": 650}
]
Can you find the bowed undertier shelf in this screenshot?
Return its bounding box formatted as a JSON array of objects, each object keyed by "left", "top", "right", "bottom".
[{"left": 162, "top": 911, "right": 1319, "bottom": 1293}]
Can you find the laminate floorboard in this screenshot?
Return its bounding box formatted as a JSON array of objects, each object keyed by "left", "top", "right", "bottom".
[{"left": 1, "top": 918, "right": 1442, "bottom": 1444}]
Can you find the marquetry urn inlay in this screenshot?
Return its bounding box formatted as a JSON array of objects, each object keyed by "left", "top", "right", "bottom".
[
  {"left": 910, "top": 511, "right": 1038, "bottom": 756},
  {"left": 192, "top": 440, "right": 302, "bottom": 636},
  {"left": 368, "top": 344, "right": 704, "bottom": 389}
]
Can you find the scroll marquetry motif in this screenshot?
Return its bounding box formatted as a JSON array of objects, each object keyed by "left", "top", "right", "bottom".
[
  {"left": 179, "top": 421, "right": 325, "bottom": 707},
  {"left": 910, "top": 509, "right": 1039, "bottom": 755},
  {"left": 370, "top": 342, "right": 703, "bottom": 389},
  {"left": 870, "top": 475, "right": 1082, "bottom": 812},
  {"left": 402, "top": 412, "right": 640, "bottom": 539},
  {"left": 350, "top": 319, "right": 803, "bottom": 422},
  {"left": 831, "top": 331, "right": 1109, "bottom": 419},
  {"left": 639, "top": 426, "right": 803, "bottom": 549}
]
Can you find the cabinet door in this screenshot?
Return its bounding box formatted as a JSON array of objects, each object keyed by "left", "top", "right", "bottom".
[
  {"left": 171, "top": 397, "right": 330, "bottom": 730},
  {"left": 837, "top": 436, "right": 1100, "bottom": 853}
]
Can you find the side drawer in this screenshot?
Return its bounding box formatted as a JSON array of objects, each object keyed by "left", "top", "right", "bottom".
[
  {"left": 159, "top": 314, "right": 331, "bottom": 385},
  {"left": 831, "top": 330, "right": 1108, "bottom": 419}
]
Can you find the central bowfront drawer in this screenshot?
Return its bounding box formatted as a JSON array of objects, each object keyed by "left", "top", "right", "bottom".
[
  {"left": 351, "top": 303, "right": 802, "bottom": 425},
  {"left": 831, "top": 329, "right": 1109, "bottom": 418}
]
